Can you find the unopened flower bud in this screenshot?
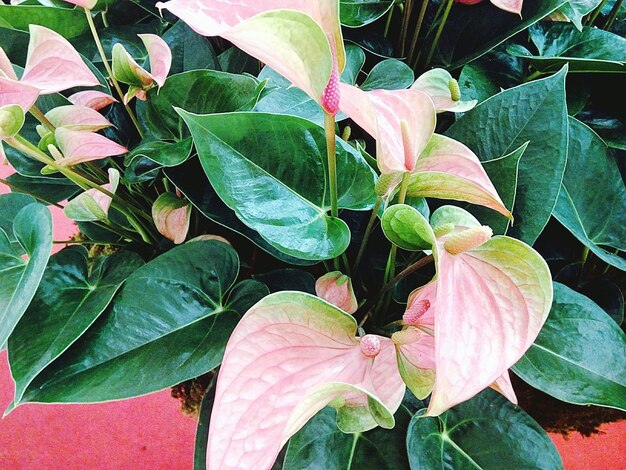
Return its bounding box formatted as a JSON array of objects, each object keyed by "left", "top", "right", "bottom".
[
  {"left": 0, "top": 104, "right": 24, "bottom": 140},
  {"left": 315, "top": 271, "right": 358, "bottom": 314},
  {"left": 152, "top": 192, "right": 191, "bottom": 244}
]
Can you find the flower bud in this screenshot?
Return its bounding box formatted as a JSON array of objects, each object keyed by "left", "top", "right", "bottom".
[
  {"left": 152, "top": 192, "right": 191, "bottom": 244},
  {"left": 315, "top": 271, "right": 358, "bottom": 314},
  {"left": 0, "top": 104, "right": 24, "bottom": 140}
]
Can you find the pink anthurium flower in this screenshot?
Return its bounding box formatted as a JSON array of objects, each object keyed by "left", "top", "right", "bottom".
[
  {"left": 68, "top": 90, "right": 117, "bottom": 111},
  {"left": 19, "top": 25, "right": 100, "bottom": 93},
  {"left": 51, "top": 127, "right": 127, "bottom": 168},
  {"left": 112, "top": 34, "right": 172, "bottom": 104},
  {"left": 45, "top": 105, "right": 113, "bottom": 132},
  {"left": 0, "top": 25, "right": 99, "bottom": 111},
  {"left": 339, "top": 83, "right": 511, "bottom": 218},
  {"left": 63, "top": 168, "right": 120, "bottom": 222},
  {"left": 152, "top": 192, "right": 191, "bottom": 244},
  {"left": 386, "top": 205, "right": 551, "bottom": 416},
  {"left": 411, "top": 69, "right": 477, "bottom": 113},
  {"left": 455, "top": 0, "right": 523, "bottom": 15},
  {"left": 315, "top": 271, "right": 358, "bottom": 314},
  {"left": 155, "top": 0, "right": 345, "bottom": 114},
  {"left": 206, "top": 292, "right": 404, "bottom": 469}
]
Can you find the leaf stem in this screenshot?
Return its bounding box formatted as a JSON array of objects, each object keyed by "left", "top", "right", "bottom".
[
  {"left": 424, "top": 0, "right": 454, "bottom": 67},
  {"left": 399, "top": 0, "right": 414, "bottom": 57},
  {"left": 384, "top": 2, "right": 396, "bottom": 38},
  {"left": 352, "top": 196, "right": 383, "bottom": 273},
  {"left": 84, "top": 8, "right": 144, "bottom": 138},
  {"left": 604, "top": 0, "right": 623, "bottom": 30},
  {"left": 587, "top": 0, "right": 609, "bottom": 24},
  {"left": 409, "top": 0, "right": 430, "bottom": 68},
  {"left": 29, "top": 105, "right": 55, "bottom": 132}
]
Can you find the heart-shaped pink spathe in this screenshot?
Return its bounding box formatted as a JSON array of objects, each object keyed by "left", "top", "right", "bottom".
[
  {"left": 155, "top": 0, "right": 344, "bottom": 108},
  {"left": 206, "top": 291, "right": 404, "bottom": 470}
]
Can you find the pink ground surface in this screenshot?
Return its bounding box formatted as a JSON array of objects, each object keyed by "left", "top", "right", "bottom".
[{"left": 0, "top": 165, "right": 624, "bottom": 469}]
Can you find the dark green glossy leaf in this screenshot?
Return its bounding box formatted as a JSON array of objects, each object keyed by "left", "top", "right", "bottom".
[
  {"left": 458, "top": 49, "right": 524, "bottom": 103},
  {"left": 8, "top": 247, "right": 144, "bottom": 405},
  {"left": 5, "top": 173, "right": 79, "bottom": 205},
  {"left": 360, "top": 59, "right": 414, "bottom": 91},
  {"left": 581, "top": 280, "right": 624, "bottom": 325},
  {"left": 19, "top": 241, "right": 269, "bottom": 403},
  {"left": 124, "top": 156, "right": 161, "bottom": 184},
  {"left": 179, "top": 111, "right": 377, "bottom": 261},
  {"left": 340, "top": 0, "right": 394, "bottom": 27},
  {"left": 579, "top": 113, "right": 626, "bottom": 150},
  {"left": 553, "top": 118, "right": 626, "bottom": 270},
  {"left": 165, "top": 158, "right": 315, "bottom": 266},
  {"left": 513, "top": 283, "right": 626, "bottom": 411},
  {"left": 511, "top": 23, "right": 626, "bottom": 73},
  {"left": 163, "top": 21, "right": 218, "bottom": 74},
  {"left": 127, "top": 138, "right": 193, "bottom": 167},
  {"left": 0, "top": 5, "right": 88, "bottom": 38},
  {"left": 139, "top": 70, "right": 264, "bottom": 140},
  {"left": 283, "top": 406, "right": 411, "bottom": 470},
  {"left": 559, "top": 0, "right": 603, "bottom": 30},
  {"left": 436, "top": 0, "right": 568, "bottom": 69},
  {"left": 407, "top": 389, "right": 562, "bottom": 469},
  {"left": 253, "top": 269, "right": 316, "bottom": 294},
  {"left": 447, "top": 67, "right": 568, "bottom": 244},
  {"left": 465, "top": 142, "right": 526, "bottom": 235},
  {"left": 344, "top": 30, "right": 394, "bottom": 58},
  {"left": 217, "top": 46, "right": 260, "bottom": 75},
  {"left": 0, "top": 197, "right": 52, "bottom": 348}
]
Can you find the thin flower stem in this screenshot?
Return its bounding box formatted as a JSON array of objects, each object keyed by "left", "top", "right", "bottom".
[
  {"left": 524, "top": 70, "right": 544, "bottom": 83},
  {"left": 587, "top": 0, "right": 609, "bottom": 24},
  {"left": 29, "top": 105, "right": 55, "bottom": 132},
  {"left": 384, "top": 2, "right": 395, "bottom": 38},
  {"left": 324, "top": 111, "right": 341, "bottom": 270},
  {"left": 358, "top": 254, "right": 434, "bottom": 327},
  {"left": 352, "top": 196, "right": 383, "bottom": 273},
  {"left": 399, "top": 0, "right": 414, "bottom": 57},
  {"left": 424, "top": 0, "right": 454, "bottom": 67},
  {"left": 84, "top": 8, "right": 144, "bottom": 138},
  {"left": 408, "top": 0, "right": 430, "bottom": 68}
]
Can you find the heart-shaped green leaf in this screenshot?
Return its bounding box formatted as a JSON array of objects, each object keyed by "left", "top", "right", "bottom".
[
  {"left": 558, "top": 0, "right": 603, "bottom": 30},
  {"left": 8, "top": 246, "right": 144, "bottom": 405},
  {"left": 340, "top": 0, "right": 394, "bottom": 28},
  {"left": 360, "top": 58, "right": 414, "bottom": 91},
  {"left": 18, "top": 240, "right": 268, "bottom": 404},
  {"left": 447, "top": 67, "right": 568, "bottom": 244},
  {"left": 381, "top": 204, "right": 435, "bottom": 251},
  {"left": 139, "top": 69, "right": 264, "bottom": 140},
  {"left": 126, "top": 137, "right": 193, "bottom": 167},
  {"left": 513, "top": 282, "right": 626, "bottom": 411},
  {"left": 406, "top": 389, "right": 562, "bottom": 469},
  {"left": 179, "top": 111, "right": 377, "bottom": 261},
  {"left": 0, "top": 195, "right": 52, "bottom": 348},
  {"left": 283, "top": 406, "right": 411, "bottom": 470},
  {"left": 553, "top": 118, "right": 626, "bottom": 270},
  {"left": 0, "top": 5, "right": 89, "bottom": 39},
  {"left": 510, "top": 23, "right": 626, "bottom": 73}
]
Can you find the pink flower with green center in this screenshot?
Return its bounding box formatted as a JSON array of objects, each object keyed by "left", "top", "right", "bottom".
[{"left": 155, "top": 0, "right": 345, "bottom": 113}]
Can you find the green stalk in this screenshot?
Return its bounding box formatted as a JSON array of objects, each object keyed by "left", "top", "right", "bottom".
[
  {"left": 587, "top": 0, "right": 609, "bottom": 24},
  {"left": 604, "top": 0, "right": 623, "bottom": 30},
  {"left": 384, "top": 2, "right": 396, "bottom": 38},
  {"left": 84, "top": 8, "right": 144, "bottom": 138},
  {"left": 409, "top": 0, "right": 430, "bottom": 68},
  {"left": 29, "top": 105, "right": 55, "bottom": 133},
  {"left": 399, "top": 0, "right": 414, "bottom": 57},
  {"left": 352, "top": 196, "right": 383, "bottom": 273},
  {"left": 424, "top": 0, "right": 453, "bottom": 67},
  {"left": 324, "top": 111, "right": 341, "bottom": 271}
]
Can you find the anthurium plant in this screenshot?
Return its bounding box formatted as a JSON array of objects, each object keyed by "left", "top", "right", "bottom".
[{"left": 0, "top": 0, "right": 624, "bottom": 468}]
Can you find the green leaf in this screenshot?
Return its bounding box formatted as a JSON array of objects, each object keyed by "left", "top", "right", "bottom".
[
  {"left": 283, "top": 406, "right": 411, "bottom": 470},
  {"left": 360, "top": 59, "right": 414, "bottom": 91},
  {"left": 447, "top": 67, "right": 568, "bottom": 244},
  {"left": 559, "top": 0, "right": 603, "bottom": 30},
  {"left": 381, "top": 204, "right": 435, "bottom": 251},
  {"left": 164, "top": 159, "right": 314, "bottom": 266},
  {"left": 511, "top": 23, "right": 626, "bottom": 73},
  {"left": 553, "top": 118, "right": 626, "bottom": 270},
  {"left": 513, "top": 283, "right": 626, "bottom": 411},
  {"left": 126, "top": 138, "right": 193, "bottom": 167},
  {"left": 4, "top": 173, "right": 79, "bottom": 205},
  {"left": 465, "top": 142, "right": 526, "bottom": 235},
  {"left": 139, "top": 70, "right": 264, "bottom": 140},
  {"left": 8, "top": 247, "right": 144, "bottom": 405},
  {"left": 179, "top": 111, "right": 377, "bottom": 261},
  {"left": 0, "top": 197, "right": 52, "bottom": 348},
  {"left": 435, "top": 0, "right": 568, "bottom": 69},
  {"left": 19, "top": 241, "right": 269, "bottom": 403},
  {"left": 0, "top": 5, "right": 88, "bottom": 39},
  {"left": 163, "top": 20, "right": 218, "bottom": 74},
  {"left": 340, "top": 0, "right": 394, "bottom": 28},
  {"left": 406, "top": 389, "right": 562, "bottom": 469}
]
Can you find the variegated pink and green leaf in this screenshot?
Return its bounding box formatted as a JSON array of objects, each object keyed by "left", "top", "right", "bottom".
[
  {"left": 68, "top": 90, "right": 117, "bottom": 111},
  {"left": 52, "top": 127, "right": 127, "bottom": 167},
  {"left": 64, "top": 168, "right": 120, "bottom": 222},
  {"left": 152, "top": 192, "right": 191, "bottom": 244},
  {"left": 411, "top": 68, "right": 477, "bottom": 113},
  {"left": 206, "top": 291, "right": 404, "bottom": 470},
  {"left": 45, "top": 105, "right": 113, "bottom": 132}
]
